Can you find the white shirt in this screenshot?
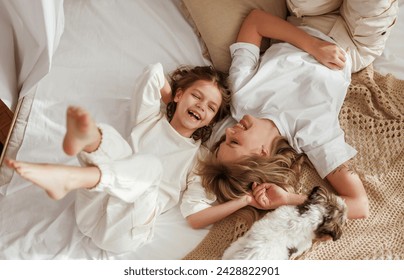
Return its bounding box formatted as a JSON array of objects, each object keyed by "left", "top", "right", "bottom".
[
  {"left": 229, "top": 27, "right": 357, "bottom": 179},
  {"left": 129, "top": 63, "right": 203, "bottom": 213}
]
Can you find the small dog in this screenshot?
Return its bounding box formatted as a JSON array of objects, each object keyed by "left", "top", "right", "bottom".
[{"left": 222, "top": 186, "right": 347, "bottom": 260}]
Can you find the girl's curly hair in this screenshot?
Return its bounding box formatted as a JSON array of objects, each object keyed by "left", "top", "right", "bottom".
[{"left": 166, "top": 65, "right": 231, "bottom": 143}]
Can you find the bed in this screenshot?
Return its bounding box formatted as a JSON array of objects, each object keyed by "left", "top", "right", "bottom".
[{"left": 0, "top": 0, "right": 403, "bottom": 260}]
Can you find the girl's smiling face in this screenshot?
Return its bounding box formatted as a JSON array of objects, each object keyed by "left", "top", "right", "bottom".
[{"left": 169, "top": 80, "right": 222, "bottom": 138}]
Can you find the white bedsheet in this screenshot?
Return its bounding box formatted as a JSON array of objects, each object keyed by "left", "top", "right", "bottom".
[
  {"left": 0, "top": 0, "right": 403, "bottom": 260},
  {"left": 0, "top": 0, "right": 209, "bottom": 260}
]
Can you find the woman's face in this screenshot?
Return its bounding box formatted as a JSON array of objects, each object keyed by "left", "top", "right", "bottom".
[{"left": 217, "top": 115, "right": 275, "bottom": 162}]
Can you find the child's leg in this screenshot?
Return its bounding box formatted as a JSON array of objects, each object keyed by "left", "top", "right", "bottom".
[
  {"left": 76, "top": 186, "right": 160, "bottom": 253},
  {"left": 5, "top": 145, "right": 159, "bottom": 202},
  {"left": 77, "top": 123, "right": 133, "bottom": 166},
  {"left": 63, "top": 106, "right": 133, "bottom": 162},
  {"left": 5, "top": 158, "right": 100, "bottom": 200},
  {"left": 75, "top": 156, "right": 162, "bottom": 253},
  {"left": 91, "top": 153, "right": 163, "bottom": 203},
  {"left": 63, "top": 106, "right": 102, "bottom": 156},
  {"left": 67, "top": 105, "right": 134, "bottom": 174}
]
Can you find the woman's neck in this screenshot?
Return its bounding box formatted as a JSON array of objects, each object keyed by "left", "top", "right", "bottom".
[{"left": 264, "top": 118, "right": 281, "bottom": 152}]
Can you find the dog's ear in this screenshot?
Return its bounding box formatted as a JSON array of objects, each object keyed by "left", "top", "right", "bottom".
[
  {"left": 315, "top": 197, "right": 347, "bottom": 241},
  {"left": 315, "top": 216, "right": 344, "bottom": 241},
  {"left": 298, "top": 186, "right": 332, "bottom": 215},
  {"left": 307, "top": 186, "right": 328, "bottom": 204},
  {"left": 308, "top": 186, "right": 332, "bottom": 204},
  {"left": 298, "top": 186, "right": 322, "bottom": 214},
  {"left": 308, "top": 186, "right": 321, "bottom": 200}
]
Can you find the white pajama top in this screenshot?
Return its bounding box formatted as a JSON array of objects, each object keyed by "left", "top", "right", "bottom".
[{"left": 128, "top": 63, "right": 206, "bottom": 213}]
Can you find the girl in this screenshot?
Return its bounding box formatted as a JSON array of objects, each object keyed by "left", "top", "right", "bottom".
[
  {"left": 6, "top": 63, "right": 231, "bottom": 253},
  {"left": 180, "top": 9, "right": 369, "bottom": 230}
]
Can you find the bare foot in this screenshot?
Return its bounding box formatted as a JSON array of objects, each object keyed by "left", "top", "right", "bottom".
[
  {"left": 63, "top": 106, "right": 101, "bottom": 156},
  {"left": 5, "top": 158, "right": 100, "bottom": 200}
]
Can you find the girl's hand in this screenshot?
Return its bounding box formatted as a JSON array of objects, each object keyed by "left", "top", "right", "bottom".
[
  {"left": 310, "top": 39, "right": 346, "bottom": 70},
  {"left": 251, "top": 182, "right": 289, "bottom": 209}
]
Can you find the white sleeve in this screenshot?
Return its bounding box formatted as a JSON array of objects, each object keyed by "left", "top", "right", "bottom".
[
  {"left": 130, "top": 63, "right": 166, "bottom": 127},
  {"left": 229, "top": 42, "right": 260, "bottom": 92},
  {"left": 304, "top": 131, "right": 357, "bottom": 179},
  {"left": 180, "top": 148, "right": 217, "bottom": 218}
]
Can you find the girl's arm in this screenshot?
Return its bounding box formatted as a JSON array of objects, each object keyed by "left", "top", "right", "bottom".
[
  {"left": 326, "top": 162, "right": 369, "bottom": 219},
  {"left": 186, "top": 182, "right": 308, "bottom": 229},
  {"left": 160, "top": 78, "right": 172, "bottom": 105},
  {"left": 238, "top": 9, "right": 346, "bottom": 70},
  {"left": 186, "top": 196, "right": 251, "bottom": 229}
]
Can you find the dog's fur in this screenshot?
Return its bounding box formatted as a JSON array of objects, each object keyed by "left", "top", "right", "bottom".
[{"left": 222, "top": 186, "right": 347, "bottom": 260}]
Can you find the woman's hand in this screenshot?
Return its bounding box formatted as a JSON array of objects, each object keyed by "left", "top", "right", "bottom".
[
  {"left": 310, "top": 39, "right": 347, "bottom": 70},
  {"left": 250, "top": 182, "right": 289, "bottom": 209},
  {"left": 244, "top": 192, "right": 266, "bottom": 210}
]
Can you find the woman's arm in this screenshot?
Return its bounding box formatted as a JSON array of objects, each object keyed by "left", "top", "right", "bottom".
[
  {"left": 238, "top": 9, "right": 346, "bottom": 70},
  {"left": 326, "top": 162, "right": 369, "bottom": 219},
  {"left": 252, "top": 166, "right": 369, "bottom": 219}
]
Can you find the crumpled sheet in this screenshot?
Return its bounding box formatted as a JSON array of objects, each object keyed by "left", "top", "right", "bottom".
[{"left": 0, "top": 0, "right": 64, "bottom": 111}]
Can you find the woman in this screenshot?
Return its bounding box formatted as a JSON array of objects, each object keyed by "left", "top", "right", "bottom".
[{"left": 180, "top": 9, "right": 369, "bottom": 229}]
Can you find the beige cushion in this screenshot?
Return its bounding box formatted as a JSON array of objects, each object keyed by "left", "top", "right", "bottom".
[
  {"left": 286, "top": 0, "right": 342, "bottom": 17},
  {"left": 182, "top": 0, "right": 288, "bottom": 73}
]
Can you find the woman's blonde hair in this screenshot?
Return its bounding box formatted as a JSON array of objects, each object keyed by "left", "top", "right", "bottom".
[{"left": 197, "top": 136, "right": 307, "bottom": 203}]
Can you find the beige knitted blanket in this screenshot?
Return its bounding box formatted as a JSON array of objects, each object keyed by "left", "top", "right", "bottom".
[{"left": 184, "top": 65, "right": 404, "bottom": 260}]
